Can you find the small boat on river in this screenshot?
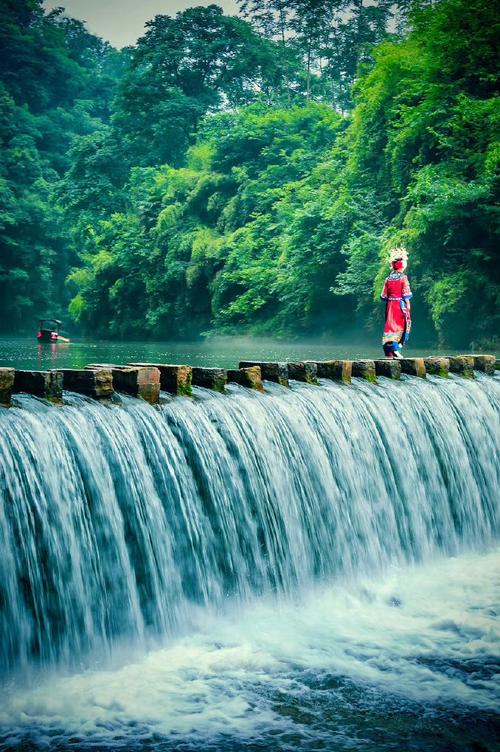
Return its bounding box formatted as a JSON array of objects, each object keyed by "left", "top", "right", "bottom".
[{"left": 37, "top": 319, "right": 70, "bottom": 343}]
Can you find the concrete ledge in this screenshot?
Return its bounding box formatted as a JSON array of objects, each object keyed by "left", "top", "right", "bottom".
[
  {"left": 400, "top": 358, "right": 426, "bottom": 378},
  {"left": 191, "top": 367, "right": 227, "bottom": 392},
  {"left": 0, "top": 368, "right": 15, "bottom": 407},
  {"left": 470, "top": 354, "right": 496, "bottom": 375},
  {"left": 227, "top": 366, "right": 263, "bottom": 391},
  {"left": 13, "top": 370, "right": 63, "bottom": 403},
  {"left": 61, "top": 368, "right": 113, "bottom": 400},
  {"left": 374, "top": 359, "right": 402, "bottom": 379},
  {"left": 287, "top": 361, "right": 318, "bottom": 384},
  {"left": 448, "top": 356, "right": 474, "bottom": 378},
  {"left": 239, "top": 361, "right": 289, "bottom": 387},
  {"left": 315, "top": 360, "right": 352, "bottom": 383},
  {"left": 128, "top": 363, "right": 192, "bottom": 396},
  {"left": 352, "top": 360, "right": 377, "bottom": 383},
  {"left": 424, "top": 357, "right": 449, "bottom": 377}
]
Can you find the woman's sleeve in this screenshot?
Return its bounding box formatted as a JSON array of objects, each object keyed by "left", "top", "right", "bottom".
[
  {"left": 381, "top": 278, "right": 388, "bottom": 301},
  {"left": 402, "top": 276, "right": 412, "bottom": 299}
]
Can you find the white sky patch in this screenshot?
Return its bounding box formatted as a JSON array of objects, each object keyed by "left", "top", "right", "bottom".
[{"left": 43, "top": 0, "right": 240, "bottom": 48}]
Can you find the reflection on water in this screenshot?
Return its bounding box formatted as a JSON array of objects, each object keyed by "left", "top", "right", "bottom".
[
  {"left": 36, "top": 342, "right": 70, "bottom": 370},
  {"left": 0, "top": 336, "right": 491, "bottom": 372}
]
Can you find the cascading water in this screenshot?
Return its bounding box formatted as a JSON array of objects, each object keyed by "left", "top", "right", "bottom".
[{"left": 0, "top": 374, "right": 499, "bottom": 751}]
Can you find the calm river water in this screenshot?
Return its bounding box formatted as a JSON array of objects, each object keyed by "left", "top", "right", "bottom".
[{"left": 0, "top": 335, "right": 489, "bottom": 371}]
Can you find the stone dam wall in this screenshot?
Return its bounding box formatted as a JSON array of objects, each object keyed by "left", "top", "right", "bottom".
[{"left": 0, "top": 355, "right": 497, "bottom": 407}]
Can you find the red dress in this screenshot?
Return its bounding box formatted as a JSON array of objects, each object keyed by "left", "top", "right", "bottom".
[{"left": 381, "top": 272, "right": 412, "bottom": 347}]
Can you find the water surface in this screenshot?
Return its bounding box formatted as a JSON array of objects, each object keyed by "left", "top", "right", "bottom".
[{"left": 0, "top": 335, "right": 491, "bottom": 371}]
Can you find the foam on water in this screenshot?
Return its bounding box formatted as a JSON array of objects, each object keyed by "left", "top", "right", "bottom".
[{"left": 1, "top": 551, "right": 498, "bottom": 750}]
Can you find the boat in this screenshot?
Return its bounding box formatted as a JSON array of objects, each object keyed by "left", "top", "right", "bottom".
[{"left": 37, "top": 319, "right": 70, "bottom": 343}]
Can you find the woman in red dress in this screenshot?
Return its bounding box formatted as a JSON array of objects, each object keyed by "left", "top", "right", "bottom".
[{"left": 380, "top": 248, "right": 412, "bottom": 358}]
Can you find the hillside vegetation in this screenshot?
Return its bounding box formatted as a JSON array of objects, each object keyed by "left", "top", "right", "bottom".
[{"left": 1, "top": 0, "right": 498, "bottom": 346}]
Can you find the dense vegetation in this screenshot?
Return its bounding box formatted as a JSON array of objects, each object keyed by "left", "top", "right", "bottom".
[
  {"left": 1, "top": 0, "right": 498, "bottom": 346},
  {"left": 0, "top": 0, "right": 123, "bottom": 328}
]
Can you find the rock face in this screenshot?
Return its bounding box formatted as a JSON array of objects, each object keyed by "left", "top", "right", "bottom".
[
  {"left": 61, "top": 368, "right": 113, "bottom": 400},
  {"left": 315, "top": 360, "right": 352, "bottom": 383},
  {"left": 128, "top": 363, "right": 192, "bottom": 396},
  {"left": 424, "top": 357, "right": 450, "bottom": 377},
  {"left": 351, "top": 360, "right": 377, "bottom": 383},
  {"left": 0, "top": 368, "right": 15, "bottom": 407},
  {"left": 448, "top": 356, "right": 474, "bottom": 378},
  {"left": 191, "top": 367, "right": 227, "bottom": 393},
  {"left": 399, "top": 358, "right": 426, "bottom": 378},
  {"left": 13, "top": 370, "right": 63, "bottom": 402},
  {"left": 374, "top": 359, "right": 402, "bottom": 379},
  {"left": 239, "top": 361, "right": 289, "bottom": 387},
  {"left": 227, "top": 366, "right": 264, "bottom": 391},
  {"left": 287, "top": 361, "right": 318, "bottom": 384},
  {"left": 470, "top": 355, "right": 496, "bottom": 375}
]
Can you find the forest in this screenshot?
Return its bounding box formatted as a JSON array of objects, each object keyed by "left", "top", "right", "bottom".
[{"left": 0, "top": 0, "right": 498, "bottom": 347}]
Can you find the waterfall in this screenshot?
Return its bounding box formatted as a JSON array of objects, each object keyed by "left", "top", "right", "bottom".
[{"left": 0, "top": 374, "right": 498, "bottom": 676}]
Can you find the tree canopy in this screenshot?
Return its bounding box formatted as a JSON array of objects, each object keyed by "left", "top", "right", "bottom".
[{"left": 1, "top": 0, "right": 498, "bottom": 347}]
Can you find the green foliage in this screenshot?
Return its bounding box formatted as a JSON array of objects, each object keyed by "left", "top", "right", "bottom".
[
  {"left": 0, "top": 0, "right": 122, "bottom": 331},
  {"left": 1, "top": 0, "right": 497, "bottom": 347},
  {"left": 112, "top": 6, "right": 285, "bottom": 169},
  {"left": 68, "top": 103, "right": 345, "bottom": 339},
  {"left": 334, "top": 0, "right": 499, "bottom": 344}
]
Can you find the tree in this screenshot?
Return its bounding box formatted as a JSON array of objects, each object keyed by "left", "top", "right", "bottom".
[
  {"left": 0, "top": 0, "right": 122, "bottom": 331},
  {"left": 112, "top": 6, "right": 283, "bottom": 168},
  {"left": 334, "top": 0, "right": 500, "bottom": 345}
]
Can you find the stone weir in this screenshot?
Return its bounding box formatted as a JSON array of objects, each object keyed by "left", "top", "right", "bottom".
[{"left": 0, "top": 354, "right": 496, "bottom": 407}]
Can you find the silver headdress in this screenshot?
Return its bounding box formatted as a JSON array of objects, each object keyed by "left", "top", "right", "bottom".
[{"left": 388, "top": 246, "right": 408, "bottom": 269}]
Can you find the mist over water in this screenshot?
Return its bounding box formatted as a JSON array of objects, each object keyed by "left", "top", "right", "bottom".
[{"left": 0, "top": 373, "right": 499, "bottom": 750}]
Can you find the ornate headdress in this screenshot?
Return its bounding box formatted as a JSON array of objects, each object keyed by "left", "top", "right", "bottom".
[{"left": 388, "top": 246, "right": 408, "bottom": 270}]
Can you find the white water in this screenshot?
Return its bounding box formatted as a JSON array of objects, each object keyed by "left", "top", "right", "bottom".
[
  {"left": 0, "top": 374, "right": 499, "bottom": 750},
  {"left": 1, "top": 551, "right": 499, "bottom": 750}
]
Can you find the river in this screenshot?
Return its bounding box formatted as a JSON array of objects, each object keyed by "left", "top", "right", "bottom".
[{"left": 0, "top": 335, "right": 492, "bottom": 371}]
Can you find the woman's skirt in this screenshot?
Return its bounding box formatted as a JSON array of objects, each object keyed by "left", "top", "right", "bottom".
[{"left": 382, "top": 299, "right": 410, "bottom": 347}]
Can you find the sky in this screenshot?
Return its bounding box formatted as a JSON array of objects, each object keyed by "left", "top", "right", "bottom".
[{"left": 43, "top": 0, "right": 240, "bottom": 48}]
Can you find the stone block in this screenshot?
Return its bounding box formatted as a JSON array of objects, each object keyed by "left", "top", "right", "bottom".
[
  {"left": 128, "top": 363, "right": 192, "bottom": 395},
  {"left": 424, "top": 357, "right": 450, "bottom": 377},
  {"left": 86, "top": 364, "right": 160, "bottom": 403},
  {"left": 470, "top": 355, "right": 496, "bottom": 375},
  {"left": 191, "top": 367, "right": 227, "bottom": 393},
  {"left": 448, "top": 356, "right": 474, "bottom": 378},
  {"left": 227, "top": 366, "right": 264, "bottom": 391},
  {"left": 239, "top": 361, "right": 289, "bottom": 387},
  {"left": 60, "top": 368, "right": 113, "bottom": 400},
  {"left": 13, "top": 370, "right": 63, "bottom": 402},
  {"left": 0, "top": 368, "right": 15, "bottom": 407},
  {"left": 351, "top": 360, "right": 377, "bottom": 383},
  {"left": 315, "top": 360, "right": 352, "bottom": 383},
  {"left": 399, "top": 358, "right": 426, "bottom": 378},
  {"left": 374, "top": 359, "right": 402, "bottom": 379},
  {"left": 287, "top": 361, "right": 318, "bottom": 384}
]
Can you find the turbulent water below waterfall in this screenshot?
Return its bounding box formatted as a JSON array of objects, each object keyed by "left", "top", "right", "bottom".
[{"left": 0, "top": 374, "right": 499, "bottom": 751}]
